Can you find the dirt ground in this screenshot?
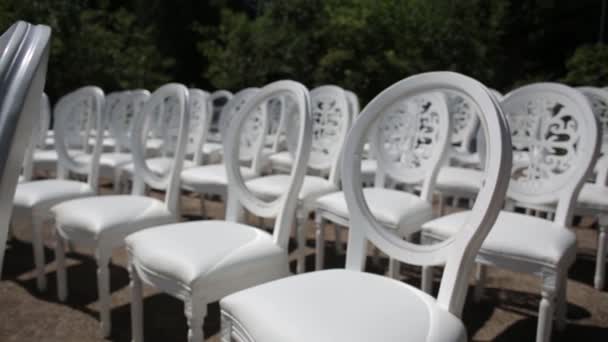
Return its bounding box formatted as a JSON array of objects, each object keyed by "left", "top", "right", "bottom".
[{"left": 1, "top": 183, "right": 607, "bottom": 341}]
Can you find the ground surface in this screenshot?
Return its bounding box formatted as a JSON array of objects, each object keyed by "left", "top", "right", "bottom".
[{"left": 1, "top": 183, "right": 607, "bottom": 341}]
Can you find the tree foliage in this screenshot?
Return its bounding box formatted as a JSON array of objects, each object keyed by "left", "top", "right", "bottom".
[{"left": 0, "top": 0, "right": 605, "bottom": 103}]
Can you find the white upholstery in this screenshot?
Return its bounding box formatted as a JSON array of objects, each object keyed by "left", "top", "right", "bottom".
[
  {"left": 578, "top": 183, "right": 608, "bottom": 210},
  {"left": 423, "top": 210, "right": 576, "bottom": 268},
  {"left": 316, "top": 188, "right": 433, "bottom": 233},
  {"left": 52, "top": 195, "right": 174, "bottom": 242},
  {"left": 98, "top": 152, "right": 131, "bottom": 168},
  {"left": 121, "top": 157, "right": 195, "bottom": 176},
  {"left": 127, "top": 221, "right": 289, "bottom": 299},
  {"left": 361, "top": 159, "right": 377, "bottom": 175},
  {"left": 246, "top": 174, "right": 336, "bottom": 207},
  {"left": 221, "top": 269, "right": 466, "bottom": 342},
  {"left": 13, "top": 179, "right": 94, "bottom": 210},
  {"left": 203, "top": 142, "right": 222, "bottom": 157},
  {"left": 181, "top": 164, "right": 256, "bottom": 189},
  {"left": 269, "top": 151, "right": 292, "bottom": 170},
  {"left": 436, "top": 166, "right": 483, "bottom": 193}
]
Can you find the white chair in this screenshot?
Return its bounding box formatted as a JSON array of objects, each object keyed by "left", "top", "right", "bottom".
[
  {"left": 125, "top": 80, "right": 312, "bottom": 342},
  {"left": 50, "top": 83, "right": 189, "bottom": 337},
  {"left": 219, "top": 71, "right": 512, "bottom": 342},
  {"left": 247, "top": 85, "right": 351, "bottom": 273},
  {"left": 313, "top": 88, "right": 451, "bottom": 274},
  {"left": 12, "top": 86, "right": 104, "bottom": 291},
  {"left": 435, "top": 92, "right": 484, "bottom": 214},
  {"left": 119, "top": 88, "right": 209, "bottom": 191},
  {"left": 99, "top": 89, "right": 150, "bottom": 192},
  {"left": 30, "top": 92, "right": 58, "bottom": 175},
  {"left": 180, "top": 88, "right": 262, "bottom": 218},
  {"left": 575, "top": 86, "right": 608, "bottom": 290},
  {"left": 422, "top": 83, "right": 601, "bottom": 342},
  {"left": 204, "top": 89, "right": 234, "bottom": 161},
  {"left": 20, "top": 93, "right": 51, "bottom": 183},
  {"left": 0, "top": 21, "right": 50, "bottom": 280}
]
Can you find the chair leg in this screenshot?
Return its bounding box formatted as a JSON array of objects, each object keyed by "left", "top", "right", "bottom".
[
  {"left": 54, "top": 232, "right": 68, "bottom": 302},
  {"left": 555, "top": 273, "right": 568, "bottom": 332},
  {"left": 421, "top": 266, "right": 433, "bottom": 294},
  {"left": 129, "top": 262, "right": 144, "bottom": 342},
  {"left": 315, "top": 215, "right": 325, "bottom": 271},
  {"left": 199, "top": 196, "right": 207, "bottom": 220},
  {"left": 296, "top": 213, "right": 307, "bottom": 274},
  {"left": 537, "top": 276, "right": 556, "bottom": 342},
  {"left": 112, "top": 169, "right": 121, "bottom": 193},
  {"left": 185, "top": 296, "right": 206, "bottom": 342},
  {"left": 594, "top": 225, "right": 607, "bottom": 290},
  {"left": 334, "top": 225, "right": 344, "bottom": 254},
  {"left": 387, "top": 258, "right": 399, "bottom": 279},
  {"left": 438, "top": 194, "right": 445, "bottom": 216},
  {"left": 31, "top": 216, "right": 47, "bottom": 291},
  {"left": 473, "top": 264, "right": 487, "bottom": 303},
  {"left": 96, "top": 248, "right": 112, "bottom": 338}
]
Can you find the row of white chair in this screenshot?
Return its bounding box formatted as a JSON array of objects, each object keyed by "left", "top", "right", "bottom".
[{"left": 2, "top": 20, "right": 607, "bottom": 342}]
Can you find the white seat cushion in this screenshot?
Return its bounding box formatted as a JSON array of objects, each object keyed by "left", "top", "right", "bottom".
[
  {"left": 577, "top": 183, "right": 608, "bottom": 210},
  {"left": 422, "top": 210, "right": 576, "bottom": 267},
  {"left": 436, "top": 167, "right": 483, "bottom": 194},
  {"left": 221, "top": 269, "right": 466, "bottom": 342},
  {"left": 14, "top": 180, "right": 94, "bottom": 210},
  {"left": 121, "top": 157, "right": 195, "bottom": 176},
  {"left": 126, "top": 221, "right": 289, "bottom": 300},
  {"left": 450, "top": 151, "right": 480, "bottom": 167},
  {"left": 203, "top": 142, "right": 223, "bottom": 156},
  {"left": 181, "top": 164, "right": 256, "bottom": 190},
  {"left": 33, "top": 149, "right": 59, "bottom": 163},
  {"left": 316, "top": 188, "right": 432, "bottom": 234},
  {"left": 52, "top": 195, "right": 174, "bottom": 243},
  {"left": 269, "top": 151, "right": 293, "bottom": 170},
  {"left": 246, "top": 175, "right": 336, "bottom": 207},
  {"left": 99, "top": 152, "right": 132, "bottom": 168},
  {"left": 361, "top": 159, "right": 377, "bottom": 175}
]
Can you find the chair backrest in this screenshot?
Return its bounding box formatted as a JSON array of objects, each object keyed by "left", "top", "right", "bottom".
[
  {"left": 130, "top": 83, "right": 189, "bottom": 214},
  {"left": 21, "top": 92, "right": 51, "bottom": 181},
  {"left": 187, "top": 88, "right": 211, "bottom": 165},
  {"left": 224, "top": 80, "right": 311, "bottom": 250},
  {"left": 503, "top": 83, "right": 600, "bottom": 226},
  {"left": 103, "top": 91, "right": 124, "bottom": 136},
  {"left": 446, "top": 92, "right": 481, "bottom": 163},
  {"left": 345, "top": 90, "right": 361, "bottom": 118},
  {"left": 218, "top": 88, "right": 265, "bottom": 164},
  {"left": 368, "top": 89, "right": 451, "bottom": 202},
  {"left": 342, "top": 71, "right": 512, "bottom": 317},
  {"left": 54, "top": 86, "right": 105, "bottom": 189},
  {"left": 109, "top": 89, "right": 150, "bottom": 152},
  {"left": 0, "top": 22, "right": 27, "bottom": 88},
  {"left": 0, "top": 22, "right": 51, "bottom": 277},
  {"left": 489, "top": 88, "right": 503, "bottom": 101},
  {"left": 209, "top": 89, "right": 234, "bottom": 140},
  {"left": 578, "top": 87, "right": 608, "bottom": 184},
  {"left": 284, "top": 85, "right": 351, "bottom": 181}
]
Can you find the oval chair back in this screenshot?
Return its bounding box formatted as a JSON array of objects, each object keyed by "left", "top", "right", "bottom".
[
  {"left": 218, "top": 88, "right": 263, "bottom": 164},
  {"left": 21, "top": 92, "right": 51, "bottom": 181},
  {"left": 578, "top": 86, "right": 608, "bottom": 184},
  {"left": 225, "top": 80, "right": 312, "bottom": 250},
  {"left": 342, "top": 71, "right": 512, "bottom": 316},
  {"left": 503, "top": 83, "right": 601, "bottom": 226},
  {"left": 53, "top": 86, "right": 105, "bottom": 191},
  {"left": 187, "top": 88, "right": 211, "bottom": 165},
  {"left": 130, "top": 83, "right": 189, "bottom": 215},
  {"left": 368, "top": 88, "right": 451, "bottom": 201},
  {"left": 209, "top": 89, "right": 234, "bottom": 141},
  {"left": 0, "top": 22, "right": 51, "bottom": 278},
  {"left": 109, "top": 90, "right": 150, "bottom": 153},
  {"left": 284, "top": 85, "right": 351, "bottom": 180},
  {"left": 445, "top": 91, "right": 481, "bottom": 166}
]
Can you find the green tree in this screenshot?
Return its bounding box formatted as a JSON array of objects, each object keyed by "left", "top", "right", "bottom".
[{"left": 563, "top": 44, "right": 608, "bottom": 86}]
